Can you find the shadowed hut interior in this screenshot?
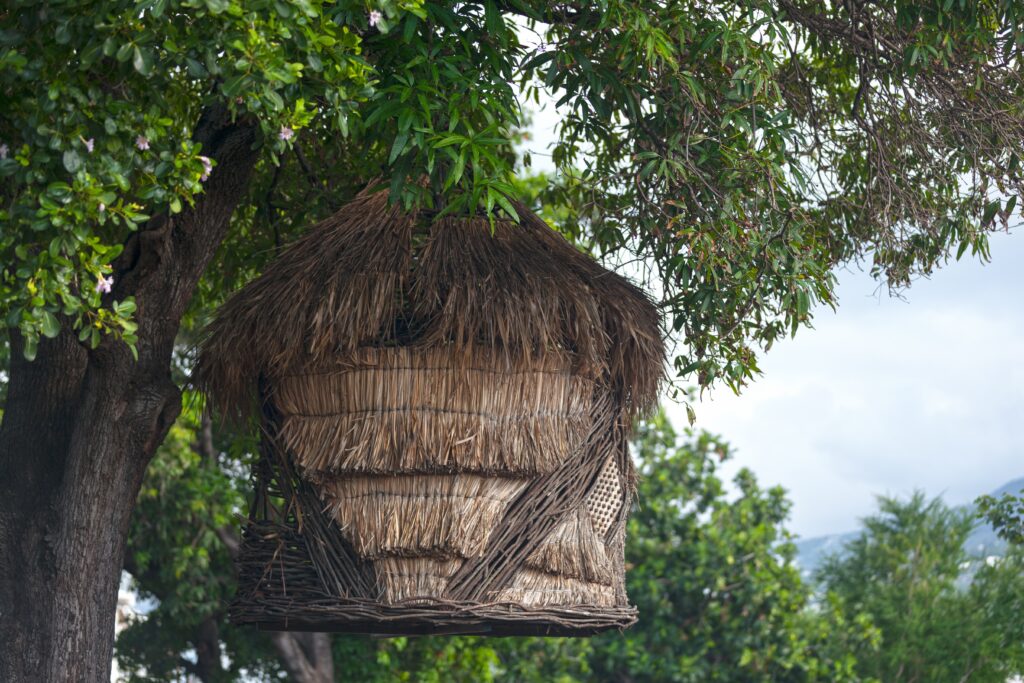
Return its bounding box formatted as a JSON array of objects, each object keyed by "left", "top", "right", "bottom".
[{"left": 195, "top": 186, "right": 664, "bottom": 636}]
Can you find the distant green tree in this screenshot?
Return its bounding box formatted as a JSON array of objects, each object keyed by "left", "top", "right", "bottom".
[
  {"left": 818, "top": 493, "right": 1024, "bottom": 683},
  {"left": 977, "top": 488, "right": 1024, "bottom": 547},
  {"left": 586, "top": 413, "right": 876, "bottom": 683}
]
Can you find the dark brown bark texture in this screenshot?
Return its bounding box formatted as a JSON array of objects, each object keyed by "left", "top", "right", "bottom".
[{"left": 0, "top": 106, "right": 258, "bottom": 682}]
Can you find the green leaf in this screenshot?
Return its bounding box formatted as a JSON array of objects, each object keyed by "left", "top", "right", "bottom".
[
  {"left": 22, "top": 335, "right": 37, "bottom": 361},
  {"left": 222, "top": 74, "right": 249, "bottom": 97},
  {"left": 982, "top": 199, "right": 1000, "bottom": 226},
  {"left": 41, "top": 311, "right": 61, "bottom": 338},
  {"left": 133, "top": 46, "right": 153, "bottom": 76},
  {"left": 389, "top": 131, "right": 410, "bottom": 165},
  {"left": 204, "top": 0, "right": 229, "bottom": 13},
  {"left": 1005, "top": 194, "right": 1018, "bottom": 218},
  {"left": 493, "top": 192, "right": 518, "bottom": 221},
  {"left": 62, "top": 150, "right": 82, "bottom": 173}
]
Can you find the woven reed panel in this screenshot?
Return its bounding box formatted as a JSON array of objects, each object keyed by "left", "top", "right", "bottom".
[
  {"left": 273, "top": 347, "right": 593, "bottom": 477},
  {"left": 320, "top": 474, "right": 527, "bottom": 559},
  {"left": 492, "top": 568, "right": 617, "bottom": 608}
]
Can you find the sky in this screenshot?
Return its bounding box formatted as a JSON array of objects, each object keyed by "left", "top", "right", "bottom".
[
  {"left": 680, "top": 230, "right": 1024, "bottom": 538},
  {"left": 522, "top": 101, "right": 1024, "bottom": 540}
]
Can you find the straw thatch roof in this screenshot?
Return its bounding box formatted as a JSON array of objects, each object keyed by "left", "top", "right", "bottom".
[{"left": 196, "top": 187, "right": 665, "bottom": 421}]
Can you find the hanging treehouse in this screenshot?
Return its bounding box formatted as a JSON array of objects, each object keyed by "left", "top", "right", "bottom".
[{"left": 195, "top": 186, "right": 664, "bottom": 636}]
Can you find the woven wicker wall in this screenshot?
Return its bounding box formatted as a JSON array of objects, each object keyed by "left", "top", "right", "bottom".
[{"left": 268, "top": 347, "right": 627, "bottom": 610}]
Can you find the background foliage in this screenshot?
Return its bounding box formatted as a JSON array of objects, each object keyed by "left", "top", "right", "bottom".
[
  {"left": 818, "top": 493, "right": 1024, "bottom": 683},
  {"left": 117, "top": 409, "right": 1024, "bottom": 682}
]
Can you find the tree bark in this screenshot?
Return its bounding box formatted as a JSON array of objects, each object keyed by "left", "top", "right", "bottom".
[
  {"left": 0, "top": 106, "right": 258, "bottom": 682},
  {"left": 270, "top": 632, "right": 336, "bottom": 683},
  {"left": 193, "top": 615, "right": 225, "bottom": 683}
]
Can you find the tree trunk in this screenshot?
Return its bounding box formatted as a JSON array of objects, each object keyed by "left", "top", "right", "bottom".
[
  {"left": 193, "top": 615, "right": 226, "bottom": 682},
  {"left": 270, "top": 632, "right": 336, "bottom": 683},
  {"left": 0, "top": 106, "right": 258, "bottom": 682}
]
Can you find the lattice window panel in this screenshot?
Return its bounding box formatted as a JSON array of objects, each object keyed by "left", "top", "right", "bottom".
[{"left": 586, "top": 456, "right": 622, "bottom": 537}]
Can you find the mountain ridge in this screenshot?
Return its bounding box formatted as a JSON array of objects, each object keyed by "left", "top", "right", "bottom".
[{"left": 793, "top": 476, "right": 1024, "bottom": 576}]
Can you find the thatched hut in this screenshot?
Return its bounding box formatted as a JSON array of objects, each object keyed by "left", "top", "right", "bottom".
[{"left": 196, "top": 186, "right": 664, "bottom": 636}]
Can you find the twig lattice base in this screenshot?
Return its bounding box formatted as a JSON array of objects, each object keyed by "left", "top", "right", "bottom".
[{"left": 228, "top": 517, "right": 637, "bottom": 636}]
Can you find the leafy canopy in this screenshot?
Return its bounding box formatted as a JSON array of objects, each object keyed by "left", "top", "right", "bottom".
[
  {"left": 978, "top": 486, "right": 1024, "bottom": 546},
  {"left": 3, "top": 0, "right": 1024, "bottom": 388}
]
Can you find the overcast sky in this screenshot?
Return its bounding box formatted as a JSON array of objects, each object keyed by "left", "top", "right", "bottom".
[
  {"left": 523, "top": 103, "right": 1024, "bottom": 540},
  {"left": 677, "top": 230, "right": 1024, "bottom": 538}
]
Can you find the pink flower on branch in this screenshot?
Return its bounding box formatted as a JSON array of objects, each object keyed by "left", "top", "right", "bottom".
[
  {"left": 95, "top": 275, "right": 114, "bottom": 294},
  {"left": 278, "top": 126, "right": 294, "bottom": 141},
  {"left": 368, "top": 10, "right": 382, "bottom": 27},
  {"left": 199, "top": 155, "right": 213, "bottom": 181},
  {"left": 135, "top": 136, "right": 150, "bottom": 151}
]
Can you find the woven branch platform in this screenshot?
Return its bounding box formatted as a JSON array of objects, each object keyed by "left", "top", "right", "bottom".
[{"left": 229, "top": 521, "right": 637, "bottom": 636}]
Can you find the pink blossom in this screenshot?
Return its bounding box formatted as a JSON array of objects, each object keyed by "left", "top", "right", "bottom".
[
  {"left": 199, "top": 155, "right": 213, "bottom": 181},
  {"left": 84, "top": 138, "right": 95, "bottom": 153},
  {"left": 135, "top": 135, "right": 150, "bottom": 151},
  {"left": 278, "top": 126, "right": 294, "bottom": 141},
  {"left": 95, "top": 275, "right": 114, "bottom": 294},
  {"left": 0, "top": 143, "right": 8, "bottom": 159},
  {"left": 368, "top": 10, "right": 382, "bottom": 27}
]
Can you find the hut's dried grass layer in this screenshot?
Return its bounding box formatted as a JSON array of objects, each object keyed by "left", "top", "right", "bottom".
[
  {"left": 321, "top": 474, "right": 528, "bottom": 559},
  {"left": 201, "top": 186, "right": 665, "bottom": 636},
  {"left": 373, "top": 557, "right": 462, "bottom": 603},
  {"left": 494, "top": 568, "right": 617, "bottom": 608},
  {"left": 196, "top": 189, "right": 663, "bottom": 420},
  {"left": 274, "top": 347, "right": 592, "bottom": 476},
  {"left": 525, "top": 507, "right": 615, "bottom": 584}
]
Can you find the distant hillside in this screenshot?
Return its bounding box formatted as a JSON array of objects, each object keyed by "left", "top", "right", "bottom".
[{"left": 794, "top": 476, "right": 1024, "bottom": 577}]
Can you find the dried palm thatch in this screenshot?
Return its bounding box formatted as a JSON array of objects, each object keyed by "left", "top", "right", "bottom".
[
  {"left": 372, "top": 557, "right": 462, "bottom": 604},
  {"left": 199, "top": 185, "right": 664, "bottom": 636},
  {"left": 273, "top": 347, "right": 593, "bottom": 477},
  {"left": 493, "top": 568, "right": 617, "bottom": 608},
  {"left": 524, "top": 507, "right": 615, "bottom": 584},
  {"left": 321, "top": 474, "right": 528, "bottom": 559},
  {"left": 195, "top": 188, "right": 663, "bottom": 420}
]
